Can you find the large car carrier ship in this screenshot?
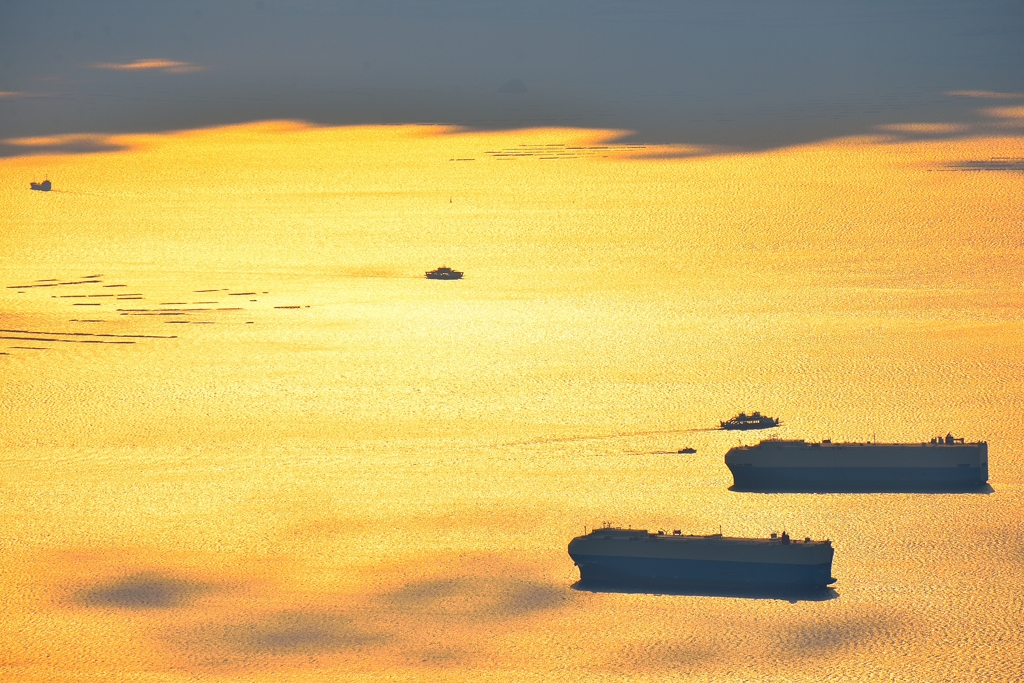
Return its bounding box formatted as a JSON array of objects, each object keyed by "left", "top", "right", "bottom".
[
  {"left": 725, "top": 435, "right": 988, "bottom": 492},
  {"left": 568, "top": 526, "right": 835, "bottom": 589}
]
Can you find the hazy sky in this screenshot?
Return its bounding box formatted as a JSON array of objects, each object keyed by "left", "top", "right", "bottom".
[{"left": 3, "top": 0, "right": 1023, "bottom": 155}]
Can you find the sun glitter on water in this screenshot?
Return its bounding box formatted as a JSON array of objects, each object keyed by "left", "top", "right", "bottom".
[{"left": 1, "top": 119, "right": 1023, "bottom": 682}]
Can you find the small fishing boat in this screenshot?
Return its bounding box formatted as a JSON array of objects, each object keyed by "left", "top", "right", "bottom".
[{"left": 425, "top": 266, "right": 463, "bottom": 280}]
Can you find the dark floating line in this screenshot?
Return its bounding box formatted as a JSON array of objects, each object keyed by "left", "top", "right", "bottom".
[
  {"left": 102, "top": 284, "right": 127, "bottom": 288},
  {"left": 72, "top": 303, "right": 102, "bottom": 306},
  {"left": 35, "top": 279, "right": 58, "bottom": 283},
  {"left": 274, "top": 306, "right": 301, "bottom": 309},
  {"left": 7, "top": 283, "right": 59, "bottom": 289},
  {"left": 216, "top": 307, "right": 243, "bottom": 311},
  {"left": 81, "top": 274, "right": 103, "bottom": 279},
  {"left": 194, "top": 289, "right": 226, "bottom": 293},
  {"left": 0, "top": 336, "right": 135, "bottom": 345},
  {"left": 9, "top": 346, "right": 48, "bottom": 350},
  {"left": 159, "top": 302, "right": 189, "bottom": 305},
  {"left": 0, "top": 328, "right": 175, "bottom": 339},
  {"left": 138, "top": 307, "right": 212, "bottom": 312},
  {"left": 228, "top": 292, "right": 256, "bottom": 296},
  {"left": 58, "top": 280, "right": 102, "bottom": 286},
  {"left": 946, "top": 158, "right": 1024, "bottom": 172},
  {"left": 193, "top": 301, "right": 218, "bottom": 304},
  {"left": 60, "top": 295, "right": 88, "bottom": 298},
  {"left": 87, "top": 294, "right": 114, "bottom": 298}
]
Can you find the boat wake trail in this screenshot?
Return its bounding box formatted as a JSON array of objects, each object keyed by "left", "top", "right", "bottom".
[
  {"left": 633, "top": 450, "right": 698, "bottom": 455},
  {"left": 44, "top": 189, "right": 114, "bottom": 198},
  {"left": 501, "top": 427, "right": 715, "bottom": 448}
]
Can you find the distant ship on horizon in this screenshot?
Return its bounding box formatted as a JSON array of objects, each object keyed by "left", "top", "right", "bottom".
[
  {"left": 30, "top": 179, "right": 51, "bottom": 192},
  {"left": 720, "top": 411, "right": 780, "bottom": 430},
  {"left": 425, "top": 266, "right": 463, "bottom": 280}
]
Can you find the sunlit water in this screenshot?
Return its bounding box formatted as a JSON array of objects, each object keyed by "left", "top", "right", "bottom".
[{"left": 1, "top": 121, "right": 1023, "bottom": 681}]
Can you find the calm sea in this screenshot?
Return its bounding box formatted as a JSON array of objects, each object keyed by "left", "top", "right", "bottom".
[{"left": 1, "top": 122, "right": 1022, "bottom": 681}]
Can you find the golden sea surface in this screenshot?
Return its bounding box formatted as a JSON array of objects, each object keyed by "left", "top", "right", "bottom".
[{"left": 1, "top": 119, "right": 1023, "bottom": 682}]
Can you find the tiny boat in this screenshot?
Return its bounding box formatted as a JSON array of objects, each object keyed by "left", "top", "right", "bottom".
[
  {"left": 677, "top": 447, "right": 697, "bottom": 454},
  {"left": 425, "top": 266, "right": 463, "bottom": 280},
  {"left": 30, "top": 179, "right": 52, "bottom": 191}
]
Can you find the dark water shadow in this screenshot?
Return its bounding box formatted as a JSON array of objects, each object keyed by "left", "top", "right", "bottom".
[
  {"left": 76, "top": 572, "right": 208, "bottom": 610},
  {"left": 1, "top": 138, "right": 127, "bottom": 158},
  {"left": 384, "top": 577, "right": 566, "bottom": 619},
  {"left": 224, "top": 610, "right": 379, "bottom": 654},
  {"left": 945, "top": 158, "right": 1024, "bottom": 173},
  {"left": 572, "top": 580, "right": 838, "bottom": 604},
  {"left": 729, "top": 483, "right": 994, "bottom": 495}
]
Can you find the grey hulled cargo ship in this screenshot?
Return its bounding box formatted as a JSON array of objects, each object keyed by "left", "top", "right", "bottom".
[
  {"left": 726, "top": 435, "right": 988, "bottom": 492},
  {"left": 568, "top": 526, "right": 835, "bottom": 590}
]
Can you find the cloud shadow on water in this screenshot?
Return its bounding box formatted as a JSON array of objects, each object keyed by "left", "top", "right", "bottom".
[
  {"left": 612, "top": 610, "right": 905, "bottom": 675},
  {"left": 175, "top": 609, "right": 384, "bottom": 673},
  {"left": 0, "top": 135, "right": 127, "bottom": 158},
  {"left": 169, "top": 566, "right": 570, "bottom": 672},
  {"left": 76, "top": 572, "right": 208, "bottom": 610},
  {"left": 777, "top": 614, "right": 899, "bottom": 660},
  {"left": 384, "top": 577, "right": 567, "bottom": 620},
  {"left": 225, "top": 610, "right": 379, "bottom": 654}
]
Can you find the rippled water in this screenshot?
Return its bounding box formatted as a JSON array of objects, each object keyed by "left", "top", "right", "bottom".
[{"left": 1, "top": 122, "right": 1022, "bottom": 681}]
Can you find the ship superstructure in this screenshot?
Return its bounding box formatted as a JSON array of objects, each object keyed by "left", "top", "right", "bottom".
[
  {"left": 726, "top": 435, "right": 988, "bottom": 492},
  {"left": 568, "top": 526, "right": 835, "bottom": 589}
]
